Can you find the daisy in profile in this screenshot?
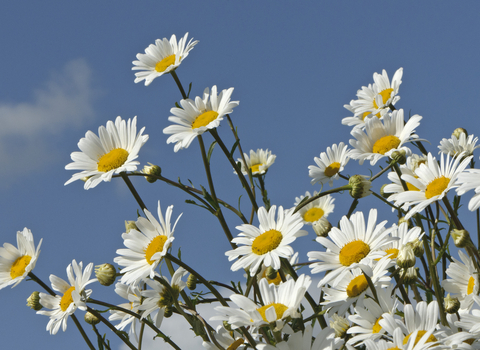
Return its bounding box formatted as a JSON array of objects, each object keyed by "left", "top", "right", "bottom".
[
  {"left": 438, "top": 131, "right": 480, "bottom": 158},
  {"left": 212, "top": 275, "right": 311, "bottom": 331},
  {"left": 308, "top": 209, "right": 395, "bottom": 287},
  {"left": 163, "top": 86, "right": 239, "bottom": 152},
  {"left": 139, "top": 267, "right": 187, "bottom": 327},
  {"left": 108, "top": 282, "right": 143, "bottom": 342},
  {"left": 65, "top": 116, "right": 149, "bottom": 190},
  {"left": 391, "top": 152, "right": 472, "bottom": 220},
  {"left": 349, "top": 109, "right": 422, "bottom": 166},
  {"left": 309, "top": 142, "right": 350, "bottom": 187},
  {"left": 342, "top": 100, "right": 383, "bottom": 130},
  {"left": 293, "top": 191, "right": 335, "bottom": 225},
  {"left": 236, "top": 148, "right": 276, "bottom": 176},
  {"left": 442, "top": 251, "right": 479, "bottom": 311},
  {"left": 202, "top": 325, "right": 246, "bottom": 350},
  {"left": 37, "top": 260, "right": 96, "bottom": 335},
  {"left": 256, "top": 325, "right": 338, "bottom": 350},
  {"left": 225, "top": 205, "right": 307, "bottom": 277},
  {"left": 132, "top": 33, "right": 198, "bottom": 86},
  {"left": 380, "top": 222, "right": 423, "bottom": 266},
  {"left": 114, "top": 201, "right": 181, "bottom": 285},
  {"left": 0, "top": 228, "right": 42, "bottom": 290},
  {"left": 456, "top": 168, "right": 480, "bottom": 211}
]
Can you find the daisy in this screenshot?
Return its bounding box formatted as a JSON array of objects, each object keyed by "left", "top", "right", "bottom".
[
  {"left": 308, "top": 209, "right": 395, "bottom": 287},
  {"left": 256, "top": 325, "right": 339, "bottom": 350},
  {"left": 0, "top": 228, "right": 42, "bottom": 290},
  {"left": 438, "top": 132, "right": 480, "bottom": 158},
  {"left": 342, "top": 100, "right": 384, "bottom": 130},
  {"left": 163, "top": 86, "right": 239, "bottom": 152},
  {"left": 390, "top": 152, "right": 472, "bottom": 220},
  {"left": 65, "top": 116, "right": 149, "bottom": 190},
  {"left": 442, "top": 251, "right": 479, "bottom": 311},
  {"left": 308, "top": 142, "right": 350, "bottom": 187},
  {"left": 202, "top": 325, "right": 246, "bottom": 350},
  {"left": 108, "top": 282, "right": 143, "bottom": 342},
  {"left": 37, "top": 260, "right": 96, "bottom": 335},
  {"left": 236, "top": 149, "right": 276, "bottom": 176},
  {"left": 294, "top": 191, "right": 335, "bottom": 225},
  {"left": 380, "top": 222, "right": 423, "bottom": 267},
  {"left": 457, "top": 169, "right": 480, "bottom": 211},
  {"left": 212, "top": 274, "right": 311, "bottom": 331},
  {"left": 225, "top": 205, "right": 307, "bottom": 277},
  {"left": 114, "top": 201, "right": 181, "bottom": 285},
  {"left": 349, "top": 109, "right": 422, "bottom": 166},
  {"left": 139, "top": 267, "right": 187, "bottom": 327},
  {"left": 132, "top": 33, "right": 198, "bottom": 86}
]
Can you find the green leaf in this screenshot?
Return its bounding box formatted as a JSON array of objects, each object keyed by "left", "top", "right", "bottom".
[
  {"left": 207, "top": 141, "right": 217, "bottom": 164},
  {"left": 230, "top": 139, "right": 240, "bottom": 157},
  {"left": 187, "top": 82, "right": 193, "bottom": 98}
]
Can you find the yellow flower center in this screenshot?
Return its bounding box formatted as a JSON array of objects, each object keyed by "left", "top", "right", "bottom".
[
  {"left": 385, "top": 248, "right": 399, "bottom": 259},
  {"left": 468, "top": 276, "right": 475, "bottom": 295},
  {"left": 425, "top": 176, "right": 450, "bottom": 199},
  {"left": 325, "top": 162, "right": 341, "bottom": 177},
  {"left": 346, "top": 275, "right": 369, "bottom": 298},
  {"left": 145, "top": 235, "right": 168, "bottom": 265},
  {"left": 362, "top": 111, "right": 372, "bottom": 120},
  {"left": 339, "top": 240, "right": 370, "bottom": 266},
  {"left": 372, "top": 316, "right": 383, "bottom": 333},
  {"left": 372, "top": 135, "right": 401, "bottom": 155},
  {"left": 227, "top": 339, "right": 244, "bottom": 350},
  {"left": 303, "top": 207, "right": 325, "bottom": 223},
  {"left": 386, "top": 348, "right": 401, "bottom": 350},
  {"left": 373, "top": 88, "right": 394, "bottom": 109},
  {"left": 406, "top": 181, "right": 420, "bottom": 191},
  {"left": 251, "top": 229, "right": 283, "bottom": 255},
  {"left": 155, "top": 54, "right": 176, "bottom": 73},
  {"left": 9, "top": 255, "right": 32, "bottom": 279},
  {"left": 60, "top": 286, "right": 76, "bottom": 312},
  {"left": 256, "top": 302, "right": 288, "bottom": 322},
  {"left": 250, "top": 163, "right": 263, "bottom": 173},
  {"left": 403, "top": 330, "right": 437, "bottom": 345},
  {"left": 97, "top": 148, "right": 129, "bottom": 172},
  {"left": 191, "top": 110, "right": 219, "bottom": 129}
]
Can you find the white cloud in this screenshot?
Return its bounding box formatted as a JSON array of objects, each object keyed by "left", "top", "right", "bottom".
[{"left": 0, "top": 59, "right": 97, "bottom": 185}]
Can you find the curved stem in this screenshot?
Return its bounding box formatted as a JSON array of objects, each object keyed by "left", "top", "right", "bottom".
[
  {"left": 171, "top": 71, "right": 187, "bottom": 99},
  {"left": 121, "top": 172, "right": 147, "bottom": 211},
  {"left": 71, "top": 314, "right": 96, "bottom": 350}
]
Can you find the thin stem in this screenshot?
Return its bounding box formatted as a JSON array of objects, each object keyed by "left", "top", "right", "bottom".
[
  {"left": 71, "top": 314, "right": 96, "bottom": 350},
  {"left": 28, "top": 272, "right": 56, "bottom": 296},
  {"left": 294, "top": 185, "right": 351, "bottom": 214},
  {"left": 121, "top": 172, "right": 147, "bottom": 211},
  {"left": 171, "top": 71, "right": 187, "bottom": 99},
  {"left": 93, "top": 324, "right": 112, "bottom": 350}
]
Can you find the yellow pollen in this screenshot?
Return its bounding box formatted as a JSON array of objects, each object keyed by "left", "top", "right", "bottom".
[
  {"left": 251, "top": 229, "right": 283, "bottom": 255},
  {"left": 468, "top": 276, "right": 475, "bottom": 295},
  {"left": 403, "top": 330, "right": 437, "bottom": 345},
  {"left": 191, "top": 110, "right": 219, "bottom": 129},
  {"left": 155, "top": 54, "right": 176, "bottom": 73},
  {"left": 303, "top": 207, "right": 325, "bottom": 223},
  {"left": 250, "top": 163, "right": 263, "bottom": 174},
  {"left": 385, "top": 248, "right": 399, "bottom": 260},
  {"left": 346, "top": 275, "right": 369, "bottom": 298},
  {"left": 372, "top": 135, "right": 401, "bottom": 155},
  {"left": 373, "top": 88, "right": 394, "bottom": 109},
  {"left": 145, "top": 235, "right": 168, "bottom": 265},
  {"left": 97, "top": 148, "right": 129, "bottom": 172},
  {"left": 227, "top": 339, "right": 245, "bottom": 350},
  {"left": 386, "top": 348, "right": 401, "bottom": 350},
  {"left": 256, "top": 303, "right": 288, "bottom": 322},
  {"left": 339, "top": 240, "right": 370, "bottom": 266},
  {"left": 9, "top": 255, "right": 32, "bottom": 279},
  {"left": 325, "top": 162, "right": 341, "bottom": 177},
  {"left": 425, "top": 176, "right": 450, "bottom": 199},
  {"left": 372, "top": 316, "right": 383, "bottom": 333},
  {"left": 60, "top": 286, "right": 76, "bottom": 312}
]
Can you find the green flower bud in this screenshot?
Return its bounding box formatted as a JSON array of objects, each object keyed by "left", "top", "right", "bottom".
[
  {"left": 397, "top": 242, "right": 416, "bottom": 269},
  {"left": 265, "top": 266, "right": 278, "bottom": 281},
  {"left": 444, "top": 294, "right": 461, "bottom": 314},
  {"left": 313, "top": 217, "right": 332, "bottom": 237},
  {"left": 26, "top": 291, "right": 42, "bottom": 311},
  {"left": 329, "top": 313, "right": 350, "bottom": 338},
  {"left": 349, "top": 175, "right": 372, "bottom": 199},
  {"left": 391, "top": 150, "right": 407, "bottom": 165},
  {"left": 142, "top": 162, "right": 162, "bottom": 183},
  {"left": 411, "top": 238, "right": 424, "bottom": 257},
  {"left": 164, "top": 305, "right": 174, "bottom": 318},
  {"left": 125, "top": 220, "right": 138, "bottom": 233},
  {"left": 85, "top": 311, "right": 101, "bottom": 325},
  {"left": 95, "top": 263, "right": 116, "bottom": 286},
  {"left": 401, "top": 267, "right": 418, "bottom": 285},
  {"left": 187, "top": 274, "right": 197, "bottom": 290},
  {"left": 451, "top": 229, "right": 470, "bottom": 248},
  {"left": 452, "top": 128, "right": 468, "bottom": 139}
]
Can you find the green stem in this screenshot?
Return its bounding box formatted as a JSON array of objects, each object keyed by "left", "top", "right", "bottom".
[
  {"left": 71, "top": 314, "right": 96, "bottom": 350},
  {"left": 170, "top": 70, "right": 187, "bottom": 99},
  {"left": 293, "top": 185, "right": 351, "bottom": 214},
  {"left": 121, "top": 172, "right": 147, "bottom": 211},
  {"left": 93, "top": 324, "right": 112, "bottom": 350}
]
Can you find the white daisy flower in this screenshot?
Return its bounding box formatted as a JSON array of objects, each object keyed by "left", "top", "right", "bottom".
[
  {"left": 308, "top": 142, "right": 350, "bottom": 187},
  {"left": 457, "top": 169, "right": 480, "bottom": 211},
  {"left": 390, "top": 152, "right": 472, "bottom": 220},
  {"left": 37, "top": 260, "right": 96, "bottom": 335},
  {"left": 342, "top": 100, "right": 383, "bottom": 130},
  {"left": 380, "top": 222, "right": 423, "bottom": 266},
  {"left": 294, "top": 191, "right": 335, "bottom": 225},
  {"left": 349, "top": 109, "right": 422, "bottom": 166},
  {"left": 442, "top": 251, "right": 479, "bottom": 311},
  {"left": 439, "top": 133, "right": 480, "bottom": 158},
  {"left": 108, "top": 282, "right": 142, "bottom": 342},
  {"left": 256, "top": 325, "right": 339, "bottom": 350},
  {"left": 202, "top": 326, "right": 246, "bottom": 350},
  {"left": 308, "top": 209, "right": 395, "bottom": 287},
  {"left": 0, "top": 228, "right": 42, "bottom": 290},
  {"left": 139, "top": 267, "right": 187, "bottom": 328},
  {"left": 132, "top": 33, "right": 198, "bottom": 86},
  {"left": 256, "top": 253, "right": 299, "bottom": 286},
  {"left": 212, "top": 275, "right": 311, "bottom": 331},
  {"left": 65, "top": 116, "right": 149, "bottom": 190},
  {"left": 114, "top": 201, "right": 181, "bottom": 285},
  {"left": 225, "top": 205, "right": 307, "bottom": 277},
  {"left": 236, "top": 148, "right": 276, "bottom": 176},
  {"left": 163, "top": 85, "right": 239, "bottom": 152}
]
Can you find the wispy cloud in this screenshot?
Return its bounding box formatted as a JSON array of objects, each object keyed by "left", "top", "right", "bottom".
[{"left": 0, "top": 59, "right": 97, "bottom": 185}]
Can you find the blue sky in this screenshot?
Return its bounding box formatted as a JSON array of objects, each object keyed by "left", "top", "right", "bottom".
[{"left": 2, "top": 1, "right": 480, "bottom": 349}]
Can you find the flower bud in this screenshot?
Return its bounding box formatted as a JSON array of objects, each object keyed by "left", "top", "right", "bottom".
[
  {"left": 187, "top": 274, "right": 197, "bottom": 290},
  {"left": 391, "top": 150, "right": 407, "bottom": 165},
  {"left": 164, "top": 305, "right": 174, "bottom": 318},
  {"left": 444, "top": 294, "right": 461, "bottom": 314},
  {"left": 142, "top": 163, "right": 162, "bottom": 183},
  {"left": 380, "top": 184, "right": 391, "bottom": 199},
  {"left": 411, "top": 238, "right": 424, "bottom": 257},
  {"left": 85, "top": 311, "right": 101, "bottom": 325},
  {"left": 313, "top": 217, "right": 332, "bottom": 237},
  {"left": 401, "top": 267, "right": 418, "bottom": 285},
  {"left": 451, "top": 229, "right": 470, "bottom": 248},
  {"left": 397, "top": 242, "right": 416, "bottom": 269},
  {"left": 265, "top": 266, "right": 278, "bottom": 281},
  {"left": 223, "top": 321, "right": 232, "bottom": 332},
  {"left": 398, "top": 217, "right": 412, "bottom": 229},
  {"left": 349, "top": 175, "right": 372, "bottom": 199},
  {"left": 125, "top": 220, "right": 138, "bottom": 233},
  {"left": 95, "top": 263, "right": 116, "bottom": 286},
  {"left": 26, "top": 291, "right": 42, "bottom": 311},
  {"left": 452, "top": 128, "right": 468, "bottom": 139},
  {"left": 329, "top": 313, "right": 350, "bottom": 338}
]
